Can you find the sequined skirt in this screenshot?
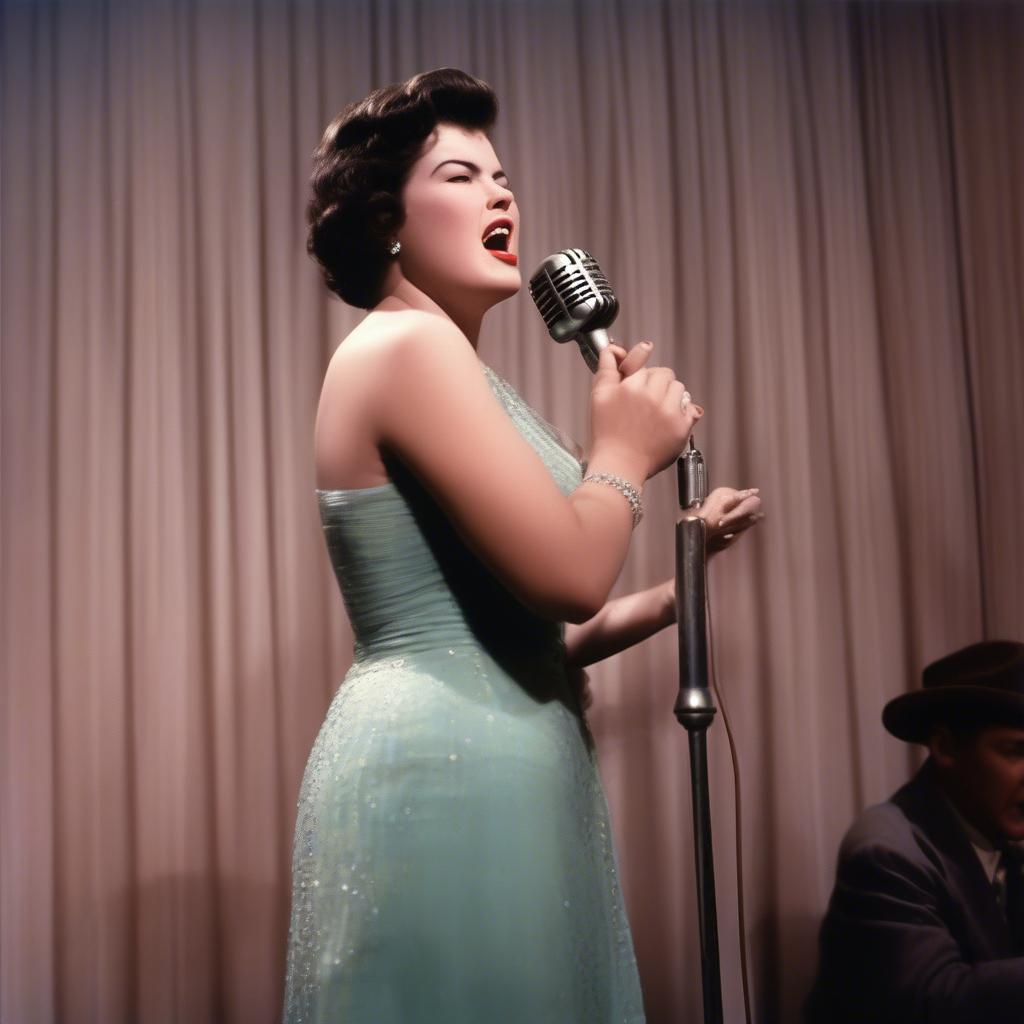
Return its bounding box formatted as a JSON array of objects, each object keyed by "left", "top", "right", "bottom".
[{"left": 282, "top": 644, "right": 645, "bottom": 1023}]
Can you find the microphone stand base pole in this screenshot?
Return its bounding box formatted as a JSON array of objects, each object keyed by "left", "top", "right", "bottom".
[
  {"left": 676, "top": 515, "right": 724, "bottom": 1024},
  {"left": 675, "top": 698, "right": 723, "bottom": 1024}
]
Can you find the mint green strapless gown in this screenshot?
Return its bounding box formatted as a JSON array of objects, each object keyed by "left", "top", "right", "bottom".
[{"left": 283, "top": 367, "right": 644, "bottom": 1022}]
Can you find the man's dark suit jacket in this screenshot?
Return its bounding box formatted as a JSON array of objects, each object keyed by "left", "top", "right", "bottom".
[{"left": 805, "top": 760, "right": 1024, "bottom": 1023}]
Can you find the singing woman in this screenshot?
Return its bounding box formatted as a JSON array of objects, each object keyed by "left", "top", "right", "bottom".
[{"left": 283, "top": 68, "right": 761, "bottom": 1023}]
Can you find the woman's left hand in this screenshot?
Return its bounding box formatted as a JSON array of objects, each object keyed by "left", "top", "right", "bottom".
[
  {"left": 698, "top": 486, "right": 764, "bottom": 554},
  {"left": 567, "top": 665, "right": 593, "bottom": 712}
]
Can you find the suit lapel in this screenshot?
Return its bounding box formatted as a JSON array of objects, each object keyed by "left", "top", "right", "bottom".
[{"left": 892, "top": 763, "right": 1012, "bottom": 959}]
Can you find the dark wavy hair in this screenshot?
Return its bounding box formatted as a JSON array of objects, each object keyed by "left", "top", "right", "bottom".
[{"left": 307, "top": 69, "right": 498, "bottom": 309}]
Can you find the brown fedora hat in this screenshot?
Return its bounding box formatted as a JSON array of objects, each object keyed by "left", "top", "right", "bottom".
[{"left": 883, "top": 640, "right": 1024, "bottom": 744}]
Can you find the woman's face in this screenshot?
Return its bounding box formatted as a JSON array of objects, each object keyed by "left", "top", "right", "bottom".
[{"left": 396, "top": 123, "right": 520, "bottom": 308}]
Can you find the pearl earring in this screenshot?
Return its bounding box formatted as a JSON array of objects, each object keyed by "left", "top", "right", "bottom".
[{"left": 389, "top": 240, "right": 401, "bottom": 256}]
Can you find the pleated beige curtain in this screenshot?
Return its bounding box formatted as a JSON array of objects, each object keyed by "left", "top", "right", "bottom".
[{"left": 2, "top": 1, "right": 1022, "bottom": 1021}]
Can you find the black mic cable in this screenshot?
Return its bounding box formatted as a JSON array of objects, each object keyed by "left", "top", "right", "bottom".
[{"left": 705, "top": 566, "right": 753, "bottom": 1024}]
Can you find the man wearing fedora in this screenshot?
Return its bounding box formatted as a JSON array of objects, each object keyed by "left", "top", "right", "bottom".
[{"left": 805, "top": 640, "right": 1024, "bottom": 1023}]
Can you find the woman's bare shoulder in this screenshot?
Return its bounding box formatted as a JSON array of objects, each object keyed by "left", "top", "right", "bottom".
[
  {"left": 325, "top": 308, "right": 482, "bottom": 414},
  {"left": 341, "top": 307, "right": 467, "bottom": 357},
  {"left": 315, "top": 309, "right": 480, "bottom": 489}
]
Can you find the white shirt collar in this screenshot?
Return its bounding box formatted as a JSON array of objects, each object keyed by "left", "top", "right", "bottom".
[
  {"left": 941, "top": 791, "right": 1017, "bottom": 884},
  {"left": 969, "top": 838, "right": 1002, "bottom": 885}
]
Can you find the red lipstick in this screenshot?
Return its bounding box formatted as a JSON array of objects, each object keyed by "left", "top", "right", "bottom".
[{"left": 490, "top": 252, "right": 518, "bottom": 266}]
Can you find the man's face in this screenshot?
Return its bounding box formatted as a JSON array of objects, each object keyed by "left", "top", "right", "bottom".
[{"left": 934, "top": 726, "right": 1024, "bottom": 843}]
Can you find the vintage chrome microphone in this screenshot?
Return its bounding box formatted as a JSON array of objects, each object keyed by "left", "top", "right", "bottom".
[
  {"left": 529, "top": 249, "right": 724, "bottom": 1024},
  {"left": 528, "top": 248, "right": 618, "bottom": 371}
]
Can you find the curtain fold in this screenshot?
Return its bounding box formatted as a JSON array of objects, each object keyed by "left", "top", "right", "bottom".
[{"left": 3, "top": 2, "right": 1022, "bottom": 1021}]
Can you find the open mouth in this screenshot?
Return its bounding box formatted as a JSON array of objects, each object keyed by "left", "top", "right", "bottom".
[{"left": 482, "top": 221, "right": 517, "bottom": 265}]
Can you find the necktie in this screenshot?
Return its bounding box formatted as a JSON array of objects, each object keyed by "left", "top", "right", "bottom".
[{"left": 1000, "top": 846, "right": 1024, "bottom": 956}]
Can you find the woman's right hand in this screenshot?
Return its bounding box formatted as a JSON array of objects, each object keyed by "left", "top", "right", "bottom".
[
  {"left": 589, "top": 344, "right": 703, "bottom": 482},
  {"left": 368, "top": 316, "right": 692, "bottom": 621}
]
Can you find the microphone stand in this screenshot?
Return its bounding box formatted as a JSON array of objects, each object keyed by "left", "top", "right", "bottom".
[
  {"left": 675, "top": 438, "right": 723, "bottom": 1024},
  {"left": 562, "top": 315, "right": 724, "bottom": 1020}
]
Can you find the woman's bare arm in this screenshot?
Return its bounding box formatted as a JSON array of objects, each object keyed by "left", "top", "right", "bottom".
[
  {"left": 564, "top": 580, "right": 676, "bottom": 667},
  {"left": 363, "top": 310, "right": 697, "bottom": 622}
]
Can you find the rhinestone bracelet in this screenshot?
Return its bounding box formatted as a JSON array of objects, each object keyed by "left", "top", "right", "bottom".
[{"left": 581, "top": 473, "right": 644, "bottom": 527}]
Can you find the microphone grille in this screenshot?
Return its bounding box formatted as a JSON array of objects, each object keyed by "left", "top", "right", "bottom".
[
  {"left": 528, "top": 248, "right": 619, "bottom": 342},
  {"left": 530, "top": 278, "right": 565, "bottom": 334}
]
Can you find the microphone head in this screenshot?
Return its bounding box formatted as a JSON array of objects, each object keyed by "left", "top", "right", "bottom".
[{"left": 529, "top": 248, "right": 619, "bottom": 345}]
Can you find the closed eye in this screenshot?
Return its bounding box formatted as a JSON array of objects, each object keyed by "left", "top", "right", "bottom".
[{"left": 448, "top": 175, "right": 471, "bottom": 183}]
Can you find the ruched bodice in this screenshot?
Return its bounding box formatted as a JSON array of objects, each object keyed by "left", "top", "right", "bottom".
[
  {"left": 317, "top": 474, "right": 563, "bottom": 663},
  {"left": 283, "top": 365, "right": 644, "bottom": 1024},
  {"left": 317, "top": 482, "right": 492, "bottom": 660}
]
